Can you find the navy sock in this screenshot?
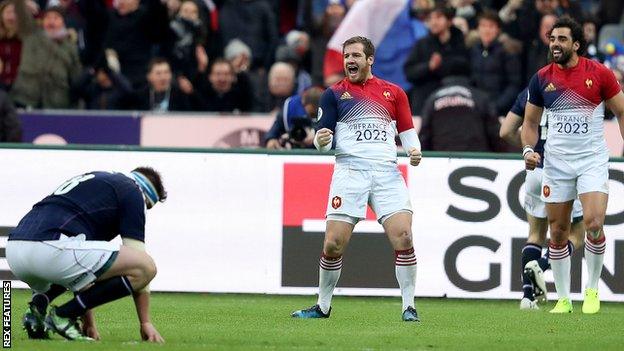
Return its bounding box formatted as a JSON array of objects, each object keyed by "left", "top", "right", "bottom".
[
  {"left": 31, "top": 284, "right": 66, "bottom": 315},
  {"left": 56, "top": 276, "right": 133, "bottom": 319},
  {"left": 521, "top": 243, "right": 542, "bottom": 299}
]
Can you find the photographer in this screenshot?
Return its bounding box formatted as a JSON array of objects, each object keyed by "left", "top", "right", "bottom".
[{"left": 265, "top": 86, "right": 324, "bottom": 149}]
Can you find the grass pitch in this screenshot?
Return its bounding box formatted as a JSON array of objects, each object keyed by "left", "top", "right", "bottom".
[{"left": 8, "top": 289, "right": 622, "bottom": 350}]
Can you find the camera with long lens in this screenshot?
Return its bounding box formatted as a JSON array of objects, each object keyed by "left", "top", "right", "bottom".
[{"left": 280, "top": 117, "right": 313, "bottom": 148}]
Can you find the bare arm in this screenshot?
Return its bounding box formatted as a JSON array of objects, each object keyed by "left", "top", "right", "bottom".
[
  {"left": 520, "top": 102, "right": 543, "bottom": 170},
  {"left": 520, "top": 102, "right": 542, "bottom": 148},
  {"left": 605, "top": 91, "right": 624, "bottom": 140},
  {"left": 499, "top": 111, "right": 523, "bottom": 147},
  {"left": 133, "top": 291, "right": 164, "bottom": 343}
]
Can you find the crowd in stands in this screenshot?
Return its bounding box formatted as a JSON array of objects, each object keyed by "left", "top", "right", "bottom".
[{"left": 0, "top": 0, "right": 622, "bottom": 150}]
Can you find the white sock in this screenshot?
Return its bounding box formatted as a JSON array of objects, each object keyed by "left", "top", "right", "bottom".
[
  {"left": 317, "top": 254, "right": 342, "bottom": 314},
  {"left": 395, "top": 248, "right": 417, "bottom": 311},
  {"left": 584, "top": 235, "right": 606, "bottom": 290},
  {"left": 549, "top": 242, "right": 571, "bottom": 300}
]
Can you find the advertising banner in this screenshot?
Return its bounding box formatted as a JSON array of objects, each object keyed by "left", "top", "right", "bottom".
[
  {"left": 19, "top": 112, "right": 141, "bottom": 145},
  {"left": 0, "top": 147, "right": 623, "bottom": 301}
]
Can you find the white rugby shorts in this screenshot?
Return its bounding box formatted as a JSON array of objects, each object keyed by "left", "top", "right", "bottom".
[
  {"left": 325, "top": 163, "right": 412, "bottom": 223},
  {"left": 6, "top": 234, "right": 119, "bottom": 293},
  {"left": 525, "top": 167, "right": 582, "bottom": 218},
  {"left": 541, "top": 152, "right": 609, "bottom": 203}
]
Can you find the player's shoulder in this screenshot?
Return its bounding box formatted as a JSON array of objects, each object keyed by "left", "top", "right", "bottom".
[
  {"left": 536, "top": 63, "right": 555, "bottom": 79},
  {"left": 581, "top": 56, "right": 606, "bottom": 72},
  {"left": 374, "top": 76, "right": 403, "bottom": 91}
]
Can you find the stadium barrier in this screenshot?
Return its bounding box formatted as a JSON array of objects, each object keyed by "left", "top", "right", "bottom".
[
  {"left": 17, "top": 110, "right": 624, "bottom": 155},
  {"left": 1, "top": 144, "right": 624, "bottom": 302}
]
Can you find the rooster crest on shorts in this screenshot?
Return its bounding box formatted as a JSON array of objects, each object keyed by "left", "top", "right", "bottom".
[
  {"left": 543, "top": 185, "right": 550, "bottom": 197},
  {"left": 331, "top": 196, "right": 342, "bottom": 209}
]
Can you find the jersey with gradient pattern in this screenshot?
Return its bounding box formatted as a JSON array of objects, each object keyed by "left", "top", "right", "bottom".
[
  {"left": 316, "top": 76, "right": 414, "bottom": 163},
  {"left": 527, "top": 57, "right": 620, "bottom": 157}
]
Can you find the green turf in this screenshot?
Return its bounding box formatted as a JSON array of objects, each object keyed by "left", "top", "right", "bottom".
[{"left": 7, "top": 289, "right": 622, "bottom": 350}]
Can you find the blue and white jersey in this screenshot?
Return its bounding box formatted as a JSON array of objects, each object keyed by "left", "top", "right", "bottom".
[{"left": 10, "top": 171, "right": 146, "bottom": 242}]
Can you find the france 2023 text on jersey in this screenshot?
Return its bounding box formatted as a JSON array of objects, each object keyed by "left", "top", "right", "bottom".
[
  {"left": 317, "top": 76, "right": 414, "bottom": 165},
  {"left": 528, "top": 57, "right": 621, "bottom": 158}
]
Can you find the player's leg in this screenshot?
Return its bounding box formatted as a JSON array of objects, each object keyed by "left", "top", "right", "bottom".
[
  {"left": 579, "top": 191, "right": 608, "bottom": 314},
  {"left": 521, "top": 214, "right": 548, "bottom": 309},
  {"left": 292, "top": 165, "right": 365, "bottom": 318},
  {"left": 292, "top": 218, "right": 355, "bottom": 318},
  {"left": 372, "top": 168, "right": 418, "bottom": 321},
  {"left": 22, "top": 284, "right": 67, "bottom": 339},
  {"left": 382, "top": 211, "right": 419, "bottom": 321},
  {"left": 535, "top": 201, "right": 584, "bottom": 274},
  {"left": 546, "top": 200, "right": 574, "bottom": 313},
  {"left": 52, "top": 245, "right": 156, "bottom": 322}
]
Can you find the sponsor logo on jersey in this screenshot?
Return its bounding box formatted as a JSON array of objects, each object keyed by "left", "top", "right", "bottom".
[
  {"left": 331, "top": 196, "right": 342, "bottom": 209},
  {"left": 340, "top": 91, "right": 353, "bottom": 100},
  {"left": 585, "top": 79, "right": 593, "bottom": 89},
  {"left": 544, "top": 83, "right": 556, "bottom": 92},
  {"left": 383, "top": 90, "right": 391, "bottom": 99},
  {"left": 317, "top": 107, "right": 323, "bottom": 120},
  {"left": 543, "top": 185, "right": 550, "bottom": 198}
]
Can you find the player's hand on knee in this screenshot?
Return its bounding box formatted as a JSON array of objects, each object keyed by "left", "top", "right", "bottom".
[
  {"left": 315, "top": 128, "right": 333, "bottom": 147},
  {"left": 524, "top": 152, "right": 541, "bottom": 170},
  {"left": 140, "top": 322, "right": 165, "bottom": 343},
  {"left": 408, "top": 148, "right": 422, "bottom": 166}
]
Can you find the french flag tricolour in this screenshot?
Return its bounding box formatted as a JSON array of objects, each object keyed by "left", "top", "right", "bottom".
[{"left": 323, "top": 0, "right": 422, "bottom": 90}]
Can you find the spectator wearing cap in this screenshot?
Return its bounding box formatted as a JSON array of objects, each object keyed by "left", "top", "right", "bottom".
[
  {"left": 10, "top": 0, "right": 82, "bottom": 108},
  {"left": 404, "top": 4, "right": 468, "bottom": 115},
  {"left": 469, "top": 10, "right": 521, "bottom": 116},
  {"left": 194, "top": 58, "right": 253, "bottom": 113}
]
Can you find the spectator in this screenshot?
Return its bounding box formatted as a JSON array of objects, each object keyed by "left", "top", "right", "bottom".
[
  {"left": 469, "top": 10, "right": 521, "bottom": 116},
  {"left": 404, "top": 4, "right": 468, "bottom": 115},
  {"left": 102, "top": 0, "right": 170, "bottom": 89},
  {"left": 275, "top": 44, "right": 312, "bottom": 96},
  {"left": 0, "top": 1, "right": 22, "bottom": 90},
  {"left": 306, "top": 0, "right": 346, "bottom": 86},
  {"left": 194, "top": 58, "right": 252, "bottom": 112},
  {"left": 524, "top": 13, "right": 556, "bottom": 83},
  {"left": 419, "top": 63, "right": 502, "bottom": 152},
  {"left": 596, "top": 0, "right": 624, "bottom": 27},
  {"left": 75, "top": 59, "right": 133, "bottom": 110},
  {"left": 219, "top": 0, "right": 278, "bottom": 71},
  {"left": 265, "top": 86, "right": 324, "bottom": 149},
  {"left": 257, "top": 61, "right": 295, "bottom": 112},
  {"left": 583, "top": 17, "right": 604, "bottom": 62},
  {"left": 11, "top": 2, "right": 82, "bottom": 109},
  {"left": 0, "top": 89, "right": 21, "bottom": 142},
  {"left": 169, "top": 0, "right": 208, "bottom": 81},
  {"left": 132, "top": 58, "right": 195, "bottom": 112}
]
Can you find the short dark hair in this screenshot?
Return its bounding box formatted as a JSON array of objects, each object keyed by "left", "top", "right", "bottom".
[
  {"left": 342, "top": 36, "right": 375, "bottom": 58},
  {"left": 550, "top": 16, "right": 586, "bottom": 55},
  {"left": 302, "top": 86, "right": 324, "bottom": 107},
  {"left": 210, "top": 58, "right": 234, "bottom": 74},
  {"left": 430, "top": 3, "right": 455, "bottom": 20},
  {"left": 147, "top": 57, "right": 170, "bottom": 73},
  {"left": 478, "top": 10, "right": 502, "bottom": 28},
  {"left": 132, "top": 166, "right": 167, "bottom": 202}
]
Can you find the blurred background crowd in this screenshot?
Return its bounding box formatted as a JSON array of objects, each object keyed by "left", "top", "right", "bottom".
[{"left": 0, "top": 0, "right": 622, "bottom": 151}]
